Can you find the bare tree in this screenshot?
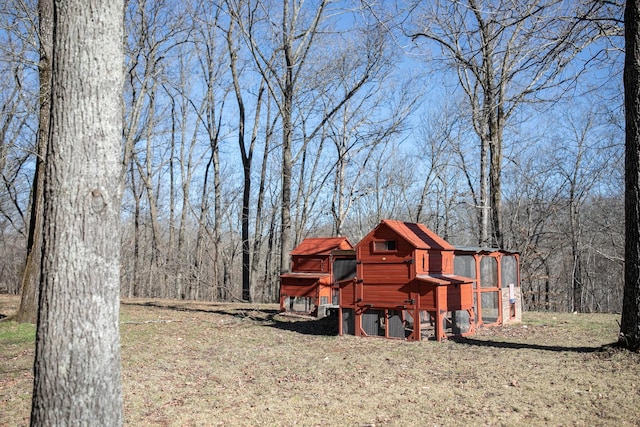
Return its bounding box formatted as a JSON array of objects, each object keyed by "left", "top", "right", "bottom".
[
  {"left": 121, "top": 0, "right": 190, "bottom": 298},
  {"left": 411, "top": 95, "right": 476, "bottom": 240},
  {"left": 0, "top": 3, "right": 38, "bottom": 296},
  {"left": 328, "top": 79, "right": 416, "bottom": 236},
  {"left": 406, "top": 0, "right": 619, "bottom": 247},
  {"left": 237, "top": 1, "right": 385, "bottom": 278},
  {"left": 191, "top": 1, "right": 229, "bottom": 301},
  {"left": 551, "top": 108, "right": 617, "bottom": 312},
  {"left": 31, "top": 0, "right": 124, "bottom": 423},
  {"left": 620, "top": 0, "right": 640, "bottom": 350},
  {"left": 238, "top": 0, "right": 329, "bottom": 275},
  {"left": 253, "top": 95, "right": 279, "bottom": 302},
  {"left": 225, "top": 0, "right": 266, "bottom": 302},
  {"left": 503, "top": 156, "right": 562, "bottom": 310}
]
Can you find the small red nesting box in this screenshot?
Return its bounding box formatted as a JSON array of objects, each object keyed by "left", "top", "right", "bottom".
[{"left": 279, "top": 237, "right": 356, "bottom": 316}]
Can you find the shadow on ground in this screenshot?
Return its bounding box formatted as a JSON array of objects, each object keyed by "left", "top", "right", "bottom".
[
  {"left": 268, "top": 314, "right": 339, "bottom": 336},
  {"left": 121, "top": 300, "right": 620, "bottom": 350},
  {"left": 121, "top": 300, "right": 338, "bottom": 336},
  {"left": 122, "top": 300, "right": 278, "bottom": 318},
  {"left": 451, "top": 336, "right": 616, "bottom": 354}
]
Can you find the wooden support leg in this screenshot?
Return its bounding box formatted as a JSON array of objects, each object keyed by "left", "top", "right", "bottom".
[
  {"left": 435, "top": 309, "right": 446, "bottom": 342},
  {"left": 413, "top": 307, "right": 421, "bottom": 341},
  {"left": 434, "top": 286, "right": 448, "bottom": 341}
]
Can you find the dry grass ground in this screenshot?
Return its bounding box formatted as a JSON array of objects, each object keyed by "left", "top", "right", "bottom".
[{"left": 1, "top": 293, "right": 639, "bottom": 426}]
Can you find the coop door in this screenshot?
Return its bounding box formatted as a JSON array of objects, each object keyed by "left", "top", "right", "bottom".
[
  {"left": 478, "top": 256, "right": 500, "bottom": 325},
  {"left": 361, "top": 310, "right": 385, "bottom": 337},
  {"left": 361, "top": 309, "right": 405, "bottom": 338},
  {"left": 386, "top": 310, "right": 405, "bottom": 338},
  {"left": 480, "top": 291, "right": 499, "bottom": 324},
  {"left": 341, "top": 308, "right": 355, "bottom": 335}
]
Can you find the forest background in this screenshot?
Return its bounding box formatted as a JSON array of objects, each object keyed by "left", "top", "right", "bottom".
[{"left": 0, "top": 0, "right": 625, "bottom": 313}]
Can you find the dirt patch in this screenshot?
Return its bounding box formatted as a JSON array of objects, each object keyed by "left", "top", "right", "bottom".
[{"left": 2, "top": 295, "right": 639, "bottom": 426}]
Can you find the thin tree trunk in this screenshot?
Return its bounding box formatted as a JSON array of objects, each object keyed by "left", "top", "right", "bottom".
[
  {"left": 15, "top": 0, "right": 53, "bottom": 324},
  {"left": 130, "top": 162, "right": 141, "bottom": 298},
  {"left": 265, "top": 209, "right": 278, "bottom": 301},
  {"left": 545, "top": 261, "right": 551, "bottom": 311},
  {"left": 252, "top": 101, "right": 274, "bottom": 302},
  {"left": 489, "top": 134, "right": 503, "bottom": 248},
  {"left": 227, "top": 11, "right": 258, "bottom": 301},
  {"left": 213, "top": 137, "right": 223, "bottom": 300},
  {"left": 177, "top": 97, "right": 199, "bottom": 299},
  {"left": 168, "top": 96, "right": 177, "bottom": 296},
  {"left": 280, "top": 89, "right": 293, "bottom": 275},
  {"left": 479, "top": 138, "right": 490, "bottom": 246}
]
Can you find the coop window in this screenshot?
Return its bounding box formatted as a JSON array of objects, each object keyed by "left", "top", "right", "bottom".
[
  {"left": 454, "top": 255, "right": 476, "bottom": 279},
  {"left": 479, "top": 256, "right": 498, "bottom": 288},
  {"left": 501, "top": 255, "right": 518, "bottom": 288},
  {"left": 373, "top": 240, "right": 396, "bottom": 252}
]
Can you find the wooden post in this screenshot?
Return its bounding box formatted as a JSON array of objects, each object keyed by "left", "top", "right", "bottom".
[{"left": 434, "top": 285, "right": 448, "bottom": 341}]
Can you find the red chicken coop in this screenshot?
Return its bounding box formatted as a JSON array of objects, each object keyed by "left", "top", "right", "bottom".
[
  {"left": 279, "top": 237, "right": 356, "bottom": 317},
  {"left": 338, "top": 220, "right": 475, "bottom": 341}
]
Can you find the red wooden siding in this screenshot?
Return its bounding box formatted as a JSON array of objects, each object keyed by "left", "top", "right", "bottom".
[
  {"left": 440, "top": 251, "right": 454, "bottom": 274},
  {"left": 357, "top": 226, "right": 413, "bottom": 262},
  {"left": 361, "top": 284, "right": 410, "bottom": 307},
  {"left": 415, "top": 249, "right": 426, "bottom": 274},
  {"left": 359, "top": 263, "right": 411, "bottom": 284},
  {"left": 340, "top": 281, "right": 357, "bottom": 306},
  {"left": 427, "top": 252, "right": 444, "bottom": 273},
  {"left": 416, "top": 285, "right": 436, "bottom": 309},
  {"left": 280, "top": 278, "right": 321, "bottom": 299},
  {"left": 446, "top": 283, "right": 473, "bottom": 310},
  {"left": 293, "top": 257, "right": 324, "bottom": 272}
]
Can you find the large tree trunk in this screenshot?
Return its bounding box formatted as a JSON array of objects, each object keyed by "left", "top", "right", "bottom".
[
  {"left": 30, "top": 0, "right": 124, "bottom": 424},
  {"left": 15, "top": 0, "right": 53, "bottom": 324},
  {"left": 620, "top": 0, "right": 640, "bottom": 351}
]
